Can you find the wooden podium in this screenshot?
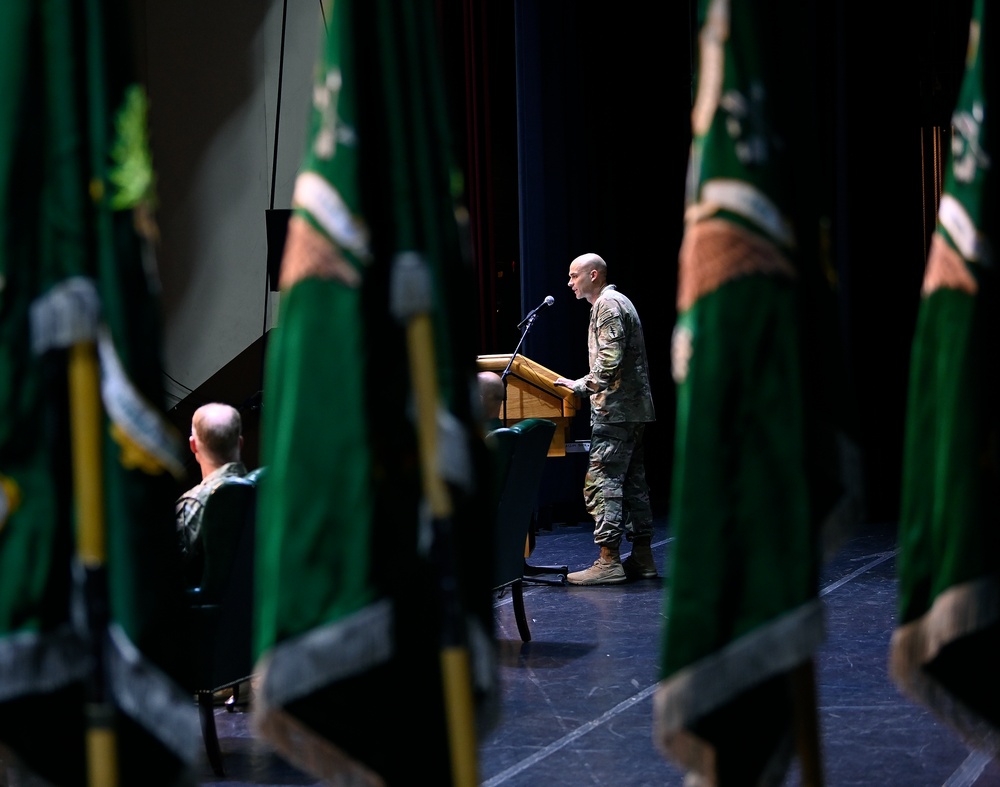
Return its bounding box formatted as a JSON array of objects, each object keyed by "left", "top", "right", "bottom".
[{"left": 477, "top": 354, "right": 580, "bottom": 456}]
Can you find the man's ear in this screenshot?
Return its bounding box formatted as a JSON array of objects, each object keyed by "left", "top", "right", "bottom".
[{"left": 189, "top": 435, "right": 198, "bottom": 455}]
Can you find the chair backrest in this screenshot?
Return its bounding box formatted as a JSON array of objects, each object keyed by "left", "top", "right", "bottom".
[
  {"left": 485, "top": 427, "right": 518, "bottom": 512},
  {"left": 244, "top": 465, "right": 267, "bottom": 486},
  {"left": 493, "top": 418, "right": 556, "bottom": 588},
  {"left": 187, "top": 475, "right": 257, "bottom": 691},
  {"left": 197, "top": 477, "right": 257, "bottom": 601}
]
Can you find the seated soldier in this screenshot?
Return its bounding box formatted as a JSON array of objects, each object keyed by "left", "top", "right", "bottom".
[{"left": 175, "top": 402, "right": 246, "bottom": 584}]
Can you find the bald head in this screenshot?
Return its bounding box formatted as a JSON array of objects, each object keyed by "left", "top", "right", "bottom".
[
  {"left": 191, "top": 403, "right": 242, "bottom": 468},
  {"left": 478, "top": 371, "right": 505, "bottom": 421},
  {"left": 572, "top": 253, "right": 606, "bottom": 277},
  {"left": 567, "top": 252, "right": 608, "bottom": 304}
]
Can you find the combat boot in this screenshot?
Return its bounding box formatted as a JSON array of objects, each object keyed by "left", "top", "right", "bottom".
[
  {"left": 622, "top": 535, "right": 657, "bottom": 579},
  {"left": 567, "top": 545, "right": 627, "bottom": 585}
]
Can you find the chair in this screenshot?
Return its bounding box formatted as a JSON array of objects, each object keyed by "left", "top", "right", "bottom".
[
  {"left": 244, "top": 465, "right": 267, "bottom": 485},
  {"left": 185, "top": 475, "right": 257, "bottom": 777},
  {"left": 513, "top": 421, "right": 569, "bottom": 587},
  {"left": 491, "top": 418, "right": 558, "bottom": 642},
  {"left": 489, "top": 427, "right": 528, "bottom": 640}
]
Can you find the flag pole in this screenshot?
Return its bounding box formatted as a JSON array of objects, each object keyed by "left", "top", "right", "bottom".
[
  {"left": 391, "top": 253, "right": 478, "bottom": 787},
  {"left": 792, "top": 659, "right": 823, "bottom": 787},
  {"left": 68, "top": 340, "right": 118, "bottom": 787}
]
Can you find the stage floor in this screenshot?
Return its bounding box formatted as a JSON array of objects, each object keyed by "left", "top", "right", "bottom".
[{"left": 197, "top": 517, "right": 1000, "bottom": 787}]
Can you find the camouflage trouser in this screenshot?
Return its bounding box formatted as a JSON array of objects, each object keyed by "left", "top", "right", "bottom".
[{"left": 584, "top": 421, "right": 653, "bottom": 548}]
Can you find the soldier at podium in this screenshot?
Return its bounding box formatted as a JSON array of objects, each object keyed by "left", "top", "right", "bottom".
[{"left": 554, "top": 252, "right": 657, "bottom": 585}]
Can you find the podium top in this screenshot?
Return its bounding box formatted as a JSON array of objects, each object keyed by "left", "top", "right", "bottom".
[{"left": 475, "top": 354, "right": 579, "bottom": 412}]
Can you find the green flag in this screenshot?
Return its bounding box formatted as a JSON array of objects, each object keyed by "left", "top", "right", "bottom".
[
  {"left": 0, "top": 2, "right": 197, "bottom": 785},
  {"left": 253, "top": 2, "right": 496, "bottom": 784},
  {"left": 653, "top": 1, "right": 860, "bottom": 783},
  {"left": 889, "top": 0, "right": 1000, "bottom": 752}
]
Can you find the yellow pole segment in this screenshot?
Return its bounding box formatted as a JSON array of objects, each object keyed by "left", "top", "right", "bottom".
[
  {"left": 70, "top": 342, "right": 104, "bottom": 564},
  {"left": 439, "top": 647, "right": 476, "bottom": 786},
  {"left": 406, "top": 315, "right": 451, "bottom": 518},
  {"left": 85, "top": 723, "right": 118, "bottom": 787},
  {"left": 69, "top": 341, "right": 118, "bottom": 787}
]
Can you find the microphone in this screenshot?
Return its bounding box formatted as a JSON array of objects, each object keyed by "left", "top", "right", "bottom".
[{"left": 517, "top": 295, "right": 555, "bottom": 329}]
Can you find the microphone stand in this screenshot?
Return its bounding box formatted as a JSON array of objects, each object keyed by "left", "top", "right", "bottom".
[{"left": 499, "top": 311, "right": 540, "bottom": 427}]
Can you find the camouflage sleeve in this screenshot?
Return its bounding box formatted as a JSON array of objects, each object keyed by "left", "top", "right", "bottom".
[
  {"left": 570, "top": 379, "right": 593, "bottom": 397},
  {"left": 175, "top": 494, "right": 204, "bottom": 559},
  {"left": 576, "top": 303, "right": 624, "bottom": 394}
]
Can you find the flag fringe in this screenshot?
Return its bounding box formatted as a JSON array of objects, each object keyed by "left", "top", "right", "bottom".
[
  {"left": 653, "top": 599, "right": 824, "bottom": 770},
  {"left": 253, "top": 699, "right": 385, "bottom": 787},
  {"left": 29, "top": 277, "right": 101, "bottom": 355},
  {"left": 251, "top": 601, "right": 395, "bottom": 785},
  {"left": 255, "top": 598, "right": 393, "bottom": 710},
  {"left": 28, "top": 279, "right": 185, "bottom": 481},
  {"left": 661, "top": 725, "right": 795, "bottom": 787},
  {"left": 0, "top": 624, "right": 89, "bottom": 702},
  {"left": 97, "top": 327, "right": 185, "bottom": 480},
  {"left": 106, "top": 624, "right": 200, "bottom": 765},
  {"left": 888, "top": 574, "right": 1000, "bottom": 755}
]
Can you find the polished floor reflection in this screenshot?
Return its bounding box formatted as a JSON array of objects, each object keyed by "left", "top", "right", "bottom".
[{"left": 198, "top": 517, "right": 1000, "bottom": 786}]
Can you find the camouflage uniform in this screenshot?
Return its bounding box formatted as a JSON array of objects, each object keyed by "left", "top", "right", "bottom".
[
  {"left": 567, "top": 284, "right": 655, "bottom": 548},
  {"left": 175, "top": 460, "right": 247, "bottom": 579}
]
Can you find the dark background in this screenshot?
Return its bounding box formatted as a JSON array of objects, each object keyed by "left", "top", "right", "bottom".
[
  {"left": 178, "top": 0, "right": 974, "bottom": 526},
  {"left": 452, "top": 0, "right": 973, "bottom": 523}
]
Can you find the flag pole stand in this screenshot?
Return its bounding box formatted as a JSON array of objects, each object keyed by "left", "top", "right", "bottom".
[{"left": 69, "top": 341, "right": 119, "bottom": 787}]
